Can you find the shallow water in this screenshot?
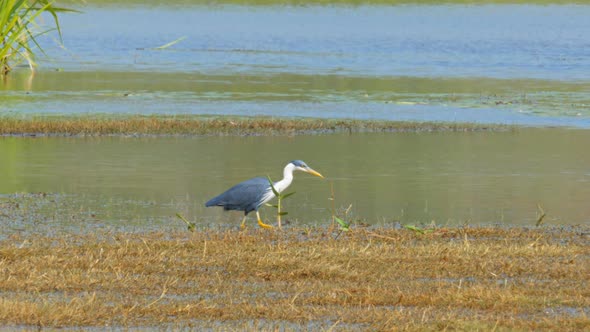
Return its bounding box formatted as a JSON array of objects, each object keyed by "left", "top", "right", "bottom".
[
  {"left": 1, "top": 129, "right": 589, "bottom": 234},
  {"left": 1, "top": 3, "right": 590, "bottom": 234},
  {"left": 1, "top": 4, "right": 589, "bottom": 126},
  {"left": 42, "top": 5, "right": 590, "bottom": 80}
]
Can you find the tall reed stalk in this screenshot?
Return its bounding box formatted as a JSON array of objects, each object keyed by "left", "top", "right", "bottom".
[
  {"left": 267, "top": 176, "right": 295, "bottom": 229},
  {"left": 1, "top": 0, "right": 74, "bottom": 75}
]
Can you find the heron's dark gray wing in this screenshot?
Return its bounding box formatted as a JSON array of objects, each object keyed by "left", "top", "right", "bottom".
[{"left": 205, "top": 177, "right": 271, "bottom": 214}]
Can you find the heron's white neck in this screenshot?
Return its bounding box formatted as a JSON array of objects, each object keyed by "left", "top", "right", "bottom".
[{"left": 273, "top": 163, "right": 296, "bottom": 194}]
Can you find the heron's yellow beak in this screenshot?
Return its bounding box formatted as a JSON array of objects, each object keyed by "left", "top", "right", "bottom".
[{"left": 305, "top": 168, "right": 324, "bottom": 179}]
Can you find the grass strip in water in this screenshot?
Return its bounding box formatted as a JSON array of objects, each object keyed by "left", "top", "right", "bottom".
[
  {"left": 0, "top": 226, "right": 588, "bottom": 330},
  {"left": 0, "top": 115, "right": 509, "bottom": 136}
]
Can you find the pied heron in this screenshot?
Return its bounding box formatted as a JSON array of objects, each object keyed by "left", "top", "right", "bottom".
[{"left": 205, "top": 160, "right": 324, "bottom": 229}]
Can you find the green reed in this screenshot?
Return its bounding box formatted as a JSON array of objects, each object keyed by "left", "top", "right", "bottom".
[
  {"left": 0, "top": 0, "right": 75, "bottom": 75},
  {"left": 266, "top": 176, "right": 295, "bottom": 229}
]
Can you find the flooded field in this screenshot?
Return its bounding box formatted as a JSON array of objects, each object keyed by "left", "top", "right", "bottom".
[
  {"left": 0, "top": 2, "right": 588, "bottom": 230},
  {"left": 1, "top": 4, "right": 589, "bottom": 126},
  {"left": 1, "top": 128, "right": 589, "bottom": 235}
]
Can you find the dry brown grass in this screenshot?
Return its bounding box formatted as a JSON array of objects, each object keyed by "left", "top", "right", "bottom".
[
  {"left": 0, "top": 115, "right": 506, "bottom": 137},
  {"left": 0, "top": 226, "right": 588, "bottom": 330}
]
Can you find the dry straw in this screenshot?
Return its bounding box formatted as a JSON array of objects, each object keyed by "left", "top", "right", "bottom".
[
  {"left": 0, "top": 226, "right": 588, "bottom": 330},
  {"left": 0, "top": 116, "right": 506, "bottom": 136}
]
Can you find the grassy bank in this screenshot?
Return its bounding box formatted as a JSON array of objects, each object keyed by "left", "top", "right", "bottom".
[
  {"left": 0, "top": 226, "right": 588, "bottom": 330},
  {"left": 0, "top": 115, "right": 508, "bottom": 136}
]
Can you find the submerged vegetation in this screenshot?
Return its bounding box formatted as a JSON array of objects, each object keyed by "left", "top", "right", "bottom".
[
  {"left": 0, "top": 115, "right": 510, "bottom": 136},
  {"left": 0, "top": 226, "right": 588, "bottom": 330}
]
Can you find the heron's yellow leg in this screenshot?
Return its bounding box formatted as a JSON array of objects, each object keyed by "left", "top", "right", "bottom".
[
  {"left": 240, "top": 216, "right": 247, "bottom": 230},
  {"left": 256, "top": 211, "right": 273, "bottom": 229}
]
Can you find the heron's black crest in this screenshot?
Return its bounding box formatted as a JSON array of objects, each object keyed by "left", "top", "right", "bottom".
[{"left": 290, "top": 160, "right": 308, "bottom": 168}]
